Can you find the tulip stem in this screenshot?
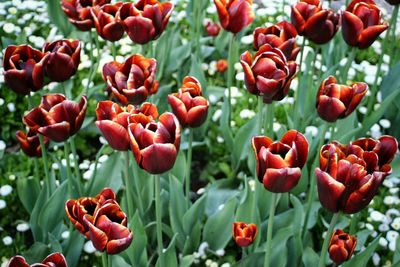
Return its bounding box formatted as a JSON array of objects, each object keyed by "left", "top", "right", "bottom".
[
  {"left": 38, "top": 134, "right": 51, "bottom": 196},
  {"left": 85, "top": 31, "right": 101, "bottom": 97},
  {"left": 341, "top": 47, "right": 356, "bottom": 83},
  {"left": 111, "top": 42, "right": 117, "bottom": 61},
  {"left": 65, "top": 140, "right": 81, "bottom": 196},
  {"left": 264, "top": 192, "right": 278, "bottom": 267},
  {"left": 294, "top": 37, "right": 306, "bottom": 127},
  {"left": 389, "top": 5, "right": 399, "bottom": 66},
  {"left": 69, "top": 138, "right": 81, "bottom": 182},
  {"left": 318, "top": 212, "right": 340, "bottom": 267},
  {"left": 87, "top": 144, "right": 106, "bottom": 194},
  {"left": 85, "top": 30, "right": 94, "bottom": 96},
  {"left": 123, "top": 151, "right": 134, "bottom": 219},
  {"left": 265, "top": 103, "right": 274, "bottom": 137},
  {"left": 154, "top": 174, "right": 164, "bottom": 266},
  {"left": 101, "top": 253, "right": 108, "bottom": 267},
  {"left": 132, "top": 157, "right": 144, "bottom": 216},
  {"left": 185, "top": 129, "right": 193, "bottom": 206},
  {"left": 227, "top": 33, "right": 236, "bottom": 124},
  {"left": 257, "top": 96, "right": 264, "bottom": 134}
]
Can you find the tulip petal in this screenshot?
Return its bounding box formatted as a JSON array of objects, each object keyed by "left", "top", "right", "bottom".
[
  {"left": 263, "top": 167, "right": 302, "bottom": 193},
  {"left": 358, "top": 24, "right": 388, "bottom": 49},
  {"left": 316, "top": 168, "right": 346, "bottom": 212},
  {"left": 41, "top": 253, "right": 68, "bottom": 267},
  {"left": 141, "top": 143, "right": 177, "bottom": 174},
  {"left": 96, "top": 120, "right": 130, "bottom": 150},
  {"left": 124, "top": 16, "right": 156, "bottom": 44},
  {"left": 38, "top": 122, "right": 70, "bottom": 142},
  {"left": 342, "top": 11, "right": 363, "bottom": 46},
  {"left": 317, "top": 95, "right": 346, "bottom": 122}
]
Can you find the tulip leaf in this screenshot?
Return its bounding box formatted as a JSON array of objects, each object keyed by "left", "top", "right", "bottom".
[
  {"left": 182, "top": 221, "right": 202, "bottom": 254},
  {"left": 183, "top": 195, "right": 206, "bottom": 235},
  {"left": 202, "top": 197, "right": 237, "bottom": 251},
  {"left": 22, "top": 242, "right": 49, "bottom": 264},
  {"left": 171, "top": 150, "right": 186, "bottom": 184},
  {"left": 302, "top": 247, "right": 319, "bottom": 267},
  {"left": 62, "top": 230, "right": 84, "bottom": 267},
  {"left": 290, "top": 195, "right": 305, "bottom": 236},
  {"left": 219, "top": 95, "right": 234, "bottom": 152},
  {"left": 205, "top": 179, "right": 239, "bottom": 217},
  {"left": 45, "top": 0, "right": 72, "bottom": 36},
  {"left": 179, "top": 255, "right": 196, "bottom": 267},
  {"left": 342, "top": 234, "right": 381, "bottom": 267},
  {"left": 233, "top": 252, "right": 265, "bottom": 266},
  {"left": 30, "top": 183, "right": 49, "bottom": 242},
  {"left": 189, "top": 55, "right": 207, "bottom": 90},
  {"left": 125, "top": 211, "right": 148, "bottom": 267},
  {"left": 17, "top": 177, "right": 40, "bottom": 214},
  {"left": 393, "top": 235, "right": 400, "bottom": 264},
  {"left": 169, "top": 175, "right": 188, "bottom": 250},
  {"left": 167, "top": 43, "right": 191, "bottom": 73},
  {"left": 232, "top": 116, "right": 257, "bottom": 171},
  {"left": 270, "top": 226, "right": 293, "bottom": 267},
  {"left": 156, "top": 233, "right": 178, "bottom": 267},
  {"left": 236, "top": 177, "right": 258, "bottom": 224}
]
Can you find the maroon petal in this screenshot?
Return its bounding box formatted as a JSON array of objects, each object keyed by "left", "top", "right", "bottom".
[
  {"left": 38, "top": 122, "right": 71, "bottom": 142},
  {"left": 141, "top": 143, "right": 178, "bottom": 174},
  {"left": 316, "top": 168, "right": 346, "bottom": 213},
  {"left": 7, "top": 256, "right": 30, "bottom": 267},
  {"left": 263, "top": 167, "right": 302, "bottom": 193},
  {"left": 96, "top": 120, "right": 130, "bottom": 151},
  {"left": 342, "top": 11, "right": 363, "bottom": 46},
  {"left": 358, "top": 24, "right": 388, "bottom": 49},
  {"left": 41, "top": 253, "right": 67, "bottom": 267},
  {"left": 124, "top": 16, "right": 156, "bottom": 44}
]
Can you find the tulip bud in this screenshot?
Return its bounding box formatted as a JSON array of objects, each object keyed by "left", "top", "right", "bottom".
[
  {"left": 240, "top": 44, "right": 297, "bottom": 103},
  {"left": 205, "top": 21, "right": 221, "bottom": 36},
  {"left": 329, "top": 229, "right": 357, "bottom": 265},
  {"left": 232, "top": 222, "right": 258, "bottom": 247},
  {"left": 16, "top": 130, "right": 49, "bottom": 157},
  {"left": 252, "top": 130, "right": 309, "bottom": 193},
  {"left": 117, "top": 1, "right": 174, "bottom": 45},
  {"left": 8, "top": 253, "right": 68, "bottom": 267},
  {"left": 316, "top": 76, "right": 368, "bottom": 122},
  {"left": 23, "top": 94, "right": 87, "bottom": 142},
  {"left": 102, "top": 54, "right": 159, "bottom": 105},
  {"left": 167, "top": 76, "right": 209, "bottom": 128},
  {"left": 43, "top": 39, "right": 81, "bottom": 82},
  {"left": 253, "top": 21, "right": 300, "bottom": 61},
  {"left": 3, "top": 45, "right": 47, "bottom": 95},
  {"left": 216, "top": 59, "right": 228, "bottom": 73},
  {"left": 342, "top": 0, "right": 388, "bottom": 49},
  {"left": 213, "top": 0, "right": 255, "bottom": 33},
  {"left": 91, "top": 3, "right": 125, "bottom": 42}
]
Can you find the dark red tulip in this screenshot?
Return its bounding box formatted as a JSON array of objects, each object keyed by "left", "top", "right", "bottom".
[
  {"left": 216, "top": 59, "right": 228, "bottom": 73},
  {"left": 232, "top": 222, "right": 258, "bottom": 247},
  {"left": 291, "top": 0, "right": 340, "bottom": 44},
  {"left": 240, "top": 44, "right": 297, "bottom": 103},
  {"left": 329, "top": 229, "right": 357, "bottom": 264},
  {"left": 213, "top": 0, "right": 254, "bottom": 34},
  {"left": 386, "top": 0, "right": 400, "bottom": 5},
  {"left": 102, "top": 54, "right": 159, "bottom": 105},
  {"left": 167, "top": 76, "right": 209, "bottom": 128},
  {"left": 7, "top": 253, "right": 67, "bottom": 267},
  {"left": 316, "top": 136, "right": 398, "bottom": 214},
  {"left": 42, "top": 39, "right": 81, "bottom": 82},
  {"left": 316, "top": 76, "right": 368, "bottom": 122},
  {"left": 253, "top": 21, "right": 300, "bottom": 61},
  {"left": 61, "top": 0, "right": 111, "bottom": 31},
  {"left": 96, "top": 101, "right": 158, "bottom": 151},
  {"left": 342, "top": 0, "right": 388, "bottom": 49},
  {"left": 128, "top": 112, "right": 181, "bottom": 174},
  {"left": 91, "top": 3, "right": 124, "bottom": 41},
  {"left": 117, "top": 0, "right": 174, "bottom": 44},
  {"left": 16, "top": 130, "right": 49, "bottom": 157},
  {"left": 205, "top": 21, "right": 221, "bottom": 36},
  {"left": 65, "top": 188, "right": 116, "bottom": 238},
  {"left": 3, "top": 45, "right": 47, "bottom": 95},
  {"left": 252, "top": 130, "right": 309, "bottom": 193},
  {"left": 23, "top": 94, "right": 87, "bottom": 142}
]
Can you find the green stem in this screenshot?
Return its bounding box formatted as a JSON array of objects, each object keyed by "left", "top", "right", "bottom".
[
  {"left": 257, "top": 96, "right": 264, "bottom": 134},
  {"left": 389, "top": 5, "right": 399, "bottom": 66},
  {"left": 123, "top": 151, "right": 134, "bottom": 219},
  {"left": 64, "top": 140, "right": 78, "bottom": 196},
  {"left": 318, "top": 212, "right": 340, "bottom": 267},
  {"left": 227, "top": 33, "right": 236, "bottom": 123},
  {"left": 155, "top": 174, "right": 164, "bottom": 266},
  {"left": 264, "top": 193, "right": 278, "bottom": 267},
  {"left": 132, "top": 158, "right": 144, "bottom": 215},
  {"left": 185, "top": 129, "right": 193, "bottom": 206},
  {"left": 294, "top": 37, "right": 306, "bottom": 125},
  {"left": 33, "top": 158, "right": 40, "bottom": 186},
  {"left": 85, "top": 30, "right": 94, "bottom": 96},
  {"left": 27, "top": 94, "right": 34, "bottom": 109},
  {"left": 69, "top": 138, "right": 81, "bottom": 182},
  {"left": 349, "top": 213, "right": 359, "bottom": 235},
  {"left": 87, "top": 144, "right": 106, "bottom": 194},
  {"left": 265, "top": 103, "right": 275, "bottom": 137},
  {"left": 108, "top": 254, "right": 112, "bottom": 267},
  {"left": 341, "top": 47, "right": 356, "bottom": 83},
  {"left": 38, "top": 134, "right": 51, "bottom": 196},
  {"left": 111, "top": 42, "right": 117, "bottom": 60},
  {"left": 102, "top": 253, "right": 108, "bottom": 267}
]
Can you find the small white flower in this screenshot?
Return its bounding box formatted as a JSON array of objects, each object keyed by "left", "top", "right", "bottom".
[
  {"left": 372, "top": 252, "right": 380, "bottom": 266},
  {"left": 391, "top": 217, "right": 400, "bottom": 230},
  {"left": 241, "top": 35, "right": 253, "bottom": 45},
  {"left": 305, "top": 126, "right": 318, "bottom": 137},
  {"left": 389, "top": 240, "right": 397, "bottom": 251},
  {"left": 383, "top": 179, "right": 394, "bottom": 188},
  {"left": 16, "top": 222, "right": 30, "bottom": 232},
  {"left": 205, "top": 259, "right": 212, "bottom": 266},
  {"left": 84, "top": 240, "right": 96, "bottom": 254},
  {"left": 7, "top": 103, "right": 15, "bottom": 112},
  {"left": 210, "top": 262, "right": 218, "bottom": 267},
  {"left": 52, "top": 163, "right": 59, "bottom": 170},
  {"left": 221, "top": 263, "right": 230, "bottom": 267},
  {"left": 239, "top": 109, "right": 256, "bottom": 119},
  {"left": 218, "top": 204, "right": 224, "bottom": 211},
  {"left": 2, "top": 236, "right": 13, "bottom": 246},
  {"left": 216, "top": 136, "right": 224, "bottom": 143},
  {"left": 61, "top": 231, "right": 70, "bottom": 239},
  {"left": 98, "top": 154, "right": 108, "bottom": 163},
  {"left": 0, "top": 185, "right": 12, "bottom": 197},
  {"left": 234, "top": 62, "right": 242, "bottom": 72},
  {"left": 3, "top": 22, "right": 15, "bottom": 33},
  {"left": 386, "top": 230, "right": 399, "bottom": 243},
  {"left": 208, "top": 94, "right": 218, "bottom": 104},
  {"left": 383, "top": 196, "right": 396, "bottom": 205},
  {"left": 379, "top": 223, "right": 390, "bottom": 232},
  {"left": 0, "top": 200, "right": 6, "bottom": 209},
  {"left": 236, "top": 72, "right": 244, "bottom": 81},
  {"left": 379, "top": 119, "right": 391, "bottom": 129},
  {"left": 196, "top": 188, "right": 205, "bottom": 195},
  {"left": 216, "top": 248, "right": 225, "bottom": 256},
  {"left": 358, "top": 106, "right": 367, "bottom": 114},
  {"left": 0, "top": 98, "right": 4, "bottom": 106},
  {"left": 365, "top": 223, "right": 374, "bottom": 231},
  {"left": 379, "top": 237, "right": 388, "bottom": 247},
  {"left": 212, "top": 109, "right": 222, "bottom": 122},
  {"left": 198, "top": 242, "right": 209, "bottom": 257},
  {"left": 83, "top": 170, "right": 93, "bottom": 180},
  {"left": 8, "top": 175, "right": 15, "bottom": 181},
  {"left": 248, "top": 179, "right": 256, "bottom": 192}
]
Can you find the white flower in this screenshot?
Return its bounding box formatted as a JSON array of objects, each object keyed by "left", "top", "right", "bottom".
[
  {"left": 216, "top": 136, "right": 224, "bottom": 143},
  {"left": 0, "top": 98, "right": 4, "bottom": 106},
  {"left": 389, "top": 240, "right": 397, "bottom": 251},
  {"left": 198, "top": 242, "right": 209, "bottom": 257},
  {"left": 305, "top": 126, "right": 318, "bottom": 137},
  {"left": 3, "top": 22, "right": 15, "bottom": 33},
  {"left": 83, "top": 170, "right": 93, "bottom": 180},
  {"left": 98, "top": 154, "right": 108, "bottom": 163},
  {"left": 236, "top": 72, "right": 244, "bottom": 81},
  {"left": 383, "top": 196, "right": 397, "bottom": 205},
  {"left": 239, "top": 109, "right": 256, "bottom": 119},
  {"left": 391, "top": 217, "right": 400, "bottom": 230},
  {"left": 83, "top": 241, "right": 96, "bottom": 254},
  {"left": 386, "top": 230, "right": 399, "bottom": 243},
  {"left": 212, "top": 109, "right": 222, "bottom": 122},
  {"left": 0, "top": 185, "right": 12, "bottom": 197},
  {"left": 210, "top": 262, "right": 218, "bottom": 267},
  {"left": 358, "top": 106, "right": 367, "bottom": 114},
  {"left": 372, "top": 253, "right": 380, "bottom": 266},
  {"left": 99, "top": 136, "right": 108, "bottom": 145},
  {"left": 241, "top": 35, "right": 253, "bottom": 45},
  {"left": 378, "top": 223, "right": 390, "bottom": 232},
  {"left": 7, "top": 103, "right": 15, "bottom": 112},
  {"left": 0, "top": 199, "right": 6, "bottom": 209},
  {"left": 205, "top": 259, "right": 213, "bottom": 266},
  {"left": 16, "top": 222, "right": 30, "bottom": 232},
  {"left": 248, "top": 179, "right": 256, "bottom": 192},
  {"left": 8, "top": 175, "right": 15, "bottom": 181},
  {"left": 221, "top": 263, "right": 231, "bottom": 267},
  {"left": 379, "top": 237, "right": 388, "bottom": 247},
  {"left": 196, "top": 188, "right": 205, "bottom": 195},
  {"left": 52, "top": 163, "right": 59, "bottom": 170},
  {"left": 379, "top": 119, "right": 391, "bottom": 129},
  {"left": 216, "top": 248, "right": 225, "bottom": 256},
  {"left": 2, "top": 236, "right": 12, "bottom": 246}
]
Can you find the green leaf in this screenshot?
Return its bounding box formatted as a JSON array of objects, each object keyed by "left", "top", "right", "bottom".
[
  {"left": 30, "top": 184, "right": 49, "bottom": 242},
  {"left": 183, "top": 195, "right": 206, "bottom": 234},
  {"left": 205, "top": 179, "right": 239, "bottom": 216},
  {"left": 45, "top": 0, "right": 72, "bottom": 36},
  {"left": 125, "top": 211, "right": 148, "bottom": 266},
  {"left": 202, "top": 197, "right": 237, "bottom": 250},
  {"left": 62, "top": 230, "right": 84, "bottom": 267},
  {"left": 156, "top": 234, "right": 179, "bottom": 267},
  {"left": 302, "top": 247, "right": 319, "bottom": 267},
  {"left": 189, "top": 55, "right": 207, "bottom": 89},
  {"left": 232, "top": 116, "right": 257, "bottom": 170},
  {"left": 17, "top": 177, "right": 40, "bottom": 214},
  {"left": 219, "top": 94, "right": 234, "bottom": 151},
  {"left": 270, "top": 226, "right": 294, "bottom": 267},
  {"left": 171, "top": 150, "right": 186, "bottom": 184},
  {"left": 179, "top": 255, "right": 196, "bottom": 267},
  {"left": 22, "top": 242, "right": 49, "bottom": 263},
  {"left": 236, "top": 177, "right": 257, "bottom": 223},
  {"left": 343, "top": 235, "right": 381, "bottom": 267}
]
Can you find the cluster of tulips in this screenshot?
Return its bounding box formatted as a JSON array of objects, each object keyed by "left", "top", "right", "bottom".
[{"left": 2, "top": 0, "right": 400, "bottom": 266}]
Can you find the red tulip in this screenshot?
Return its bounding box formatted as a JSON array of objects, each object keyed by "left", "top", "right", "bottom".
[
  {"left": 253, "top": 21, "right": 300, "bottom": 61},
  {"left": 216, "top": 59, "right": 228, "bottom": 73},
  {"left": 240, "top": 44, "right": 297, "bottom": 103},
  {"left": 96, "top": 101, "right": 158, "bottom": 151},
  {"left": 102, "top": 54, "right": 159, "bottom": 105},
  {"left": 252, "top": 130, "right": 309, "bottom": 193},
  {"left": 65, "top": 188, "right": 116, "bottom": 238},
  {"left": 213, "top": 0, "right": 255, "bottom": 34},
  {"left": 128, "top": 112, "right": 181, "bottom": 174},
  {"left": 316, "top": 136, "right": 398, "bottom": 214},
  {"left": 232, "top": 222, "right": 258, "bottom": 247},
  {"left": 23, "top": 94, "right": 87, "bottom": 142},
  {"left": 91, "top": 3, "right": 125, "bottom": 42},
  {"left": 3, "top": 45, "right": 47, "bottom": 95},
  {"left": 291, "top": 0, "right": 340, "bottom": 44},
  {"left": 61, "top": 0, "right": 111, "bottom": 31},
  {"left": 16, "top": 130, "right": 49, "bottom": 157},
  {"left": 316, "top": 76, "right": 368, "bottom": 122},
  {"left": 42, "top": 39, "right": 81, "bottom": 82},
  {"left": 7, "top": 253, "right": 67, "bottom": 267},
  {"left": 342, "top": 0, "right": 388, "bottom": 49},
  {"left": 167, "top": 76, "right": 209, "bottom": 128},
  {"left": 205, "top": 21, "right": 221, "bottom": 36},
  {"left": 329, "top": 229, "right": 357, "bottom": 265},
  {"left": 117, "top": 0, "right": 174, "bottom": 44}
]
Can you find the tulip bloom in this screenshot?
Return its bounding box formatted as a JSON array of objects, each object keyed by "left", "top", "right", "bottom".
[
  {"left": 102, "top": 54, "right": 159, "bottom": 105},
  {"left": 252, "top": 130, "right": 309, "bottom": 193},
  {"left": 7, "top": 253, "right": 67, "bottom": 267},
  {"left": 167, "top": 76, "right": 209, "bottom": 128},
  {"left": 61, "top": 0, "right": 111, "bottom": 31},
  {"left": 65, "top": 188, "right": 116, "bottom": 238},
  {"left": 316, "top": 136, "right": 398, "bottom": 214},
  {"left": 91, "top": 3, "right": 125, "bottom": 41},
  {"left": 128, "top": 112, "right": 181, "bottom": 174},
  {"left": 205, "top": 21, "right": 221, "bottom": 36},
  {"left": 42, "top": 39, "right": 81, "bottom": 82},
  {"left": 253, "top": 21, "right": 300, "bottom": 61},
  {"left": 329, "top": 229, "right": 357, "bottom": 265},
  {"left": 232, "top": 222, "right": 258, "bottom": 247},
  {"left": 316, "top": 76, "right": 368, "bottom": 122},
  {"left": 216, "top": 59, "right": 228, "bottom": 73},
  {"left": 240, "top": 44, "right": 297, "bottom": 103},
  {"left": 291, "top": 0, "right": 340, "bottom": 44},
  {"left": 96, "top": 101, "right": 158, "bottom": 151},
  {"left": 342, "top": 0, "right": 388, "bottom": 49},
  {"left": 117, "top": 0, "right": 174, "bottom": 44},
  {"left": 23, "top": 94, "right": 87, "bottom": 142},
  {"left": 3, "top": 45, "right": 46, "bottom": 95},
  {"left": 16, "top": 130, "right": 49, "bottom": 157},
  {"left": 213, "top": 0, "right": 254, "bottom": 34}
]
